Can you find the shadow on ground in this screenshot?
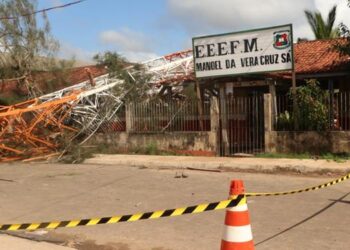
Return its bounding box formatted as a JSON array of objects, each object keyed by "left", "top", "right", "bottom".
[{"left": 255, "top": 192, "right": 350, "bottom": 247}]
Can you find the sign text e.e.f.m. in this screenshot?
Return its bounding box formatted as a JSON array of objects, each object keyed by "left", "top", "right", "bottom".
[{"left": 192, "top": 24, "right": 294, "bottom": 79}]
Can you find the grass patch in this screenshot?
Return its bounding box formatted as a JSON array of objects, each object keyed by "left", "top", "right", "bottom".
[
  {"left": 257, "top": 152, "right": 311, "bottom": 160},
  {"left": 45, "top": 173, "right": 81, "bottom": 178},
  {"left": 320, "top": 153, "right": 349, "bottom": 163},
  {"left": 59, "top": 141, "right": 188, "bottom": 163},
  {"left": 144, "top": 142, "right": 159, "bottom": 155},
  {"left": 256, "top": 152, "right": 350, "bottom": 163}
]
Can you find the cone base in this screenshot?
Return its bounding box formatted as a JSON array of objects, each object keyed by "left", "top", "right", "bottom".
[{"left": 221, "top": 240, "right": 255, "bottom": 250}]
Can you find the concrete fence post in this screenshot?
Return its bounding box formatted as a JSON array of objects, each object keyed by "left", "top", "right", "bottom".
[
  {"left": 210, "top": 96, "right": 220, "bottom": 156},
  {"left": 264, "top": 94, "right": 272, "bottom": 133},
  {"left": 264, "top": 93, "right": 274, "bottom": 153},
  {"left": 125, "top": 103, "right": 132, "bottom": 133},
  {"left": 267, "top": 79, "right": 277, "bottom": 129},
  {"left": 220, "top": 86, "right": 230, "bottom": 156}
]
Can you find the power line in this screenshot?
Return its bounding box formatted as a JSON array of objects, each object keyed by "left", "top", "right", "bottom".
[{"left": 0, "top": 0, "right": 87, "bottom": 20}]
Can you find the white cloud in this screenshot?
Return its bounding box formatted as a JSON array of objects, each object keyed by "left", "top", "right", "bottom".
[
  {"left": 49, "top": 0, "right": 63, "bottom": 6},
  {"left": 99, "top": 28, "right": 159, "bottom": 62},
  {"left": 121, "top": 51, "right": 160, "bottom": 63},
  {"left": 166, "top": 0, "right": 349, "bottom": 40},
  {"left": 100, "top": 28, "right": 153, "bottom": 53},
  {"left": 59, "top": 42, "right": 95, "bottom": 63}
]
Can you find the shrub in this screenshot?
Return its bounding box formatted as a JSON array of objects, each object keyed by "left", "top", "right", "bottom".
[{"left": 290, "top": 79, "right": 329, "bottom": 131}]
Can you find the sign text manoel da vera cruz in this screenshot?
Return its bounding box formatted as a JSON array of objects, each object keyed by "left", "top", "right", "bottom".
[{"left": 192, "top": 24, "right": 294, "bottom": 78}]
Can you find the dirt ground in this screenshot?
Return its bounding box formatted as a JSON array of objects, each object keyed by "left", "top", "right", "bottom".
[{"left": 0, "top": 162, "right": 349, "bottom": 249}]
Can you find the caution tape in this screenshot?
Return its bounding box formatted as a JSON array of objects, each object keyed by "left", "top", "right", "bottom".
[
  {"left": 1, "top": 173, "right": 349, "bottom": 231},
  {"left": 246, "top": 172, "right": 350, "bottom": 197},
  {"left": 0, "top": 195, "right": 245, "bottom": 231}
]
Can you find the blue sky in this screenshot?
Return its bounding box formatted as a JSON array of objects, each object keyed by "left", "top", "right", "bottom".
[
  {"left": 37, "top": 0, "right": 192, "bottom": 62},
  {"left": 37, "top": 0, "right": 350, "bottom": 63}
]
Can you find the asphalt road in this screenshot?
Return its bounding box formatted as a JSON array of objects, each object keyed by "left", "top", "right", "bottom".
[{"left": 0, "top": 163, "right": 349, "bottom": 250}]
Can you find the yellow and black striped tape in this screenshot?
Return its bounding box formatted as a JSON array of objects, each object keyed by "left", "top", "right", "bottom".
[
  {"left": 0, "top": 195, "right": 245, "bottom": 231},
  {"left": 246, "top": 172, "right": 350, "bottom": 197},
  {"left": 1, "top": 173, "right": 349, "bottom": 231}
]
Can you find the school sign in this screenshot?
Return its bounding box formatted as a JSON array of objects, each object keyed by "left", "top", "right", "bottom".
[{"left": 192, "top": 24, "right": 294, "bottom": 79}]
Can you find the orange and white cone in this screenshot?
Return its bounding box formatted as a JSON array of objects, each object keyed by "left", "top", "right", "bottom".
[{"left": 221, "top": 180, "right": 255, "bottom": 250}]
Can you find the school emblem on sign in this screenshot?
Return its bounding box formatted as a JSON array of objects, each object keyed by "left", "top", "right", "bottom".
[{"left": 273, "top": 30, "right": 291, "bottom": 49}]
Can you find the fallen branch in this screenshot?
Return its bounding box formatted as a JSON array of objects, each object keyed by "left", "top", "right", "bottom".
[{"left": 186, "top": 167, "right": 222, "bottom": 173}]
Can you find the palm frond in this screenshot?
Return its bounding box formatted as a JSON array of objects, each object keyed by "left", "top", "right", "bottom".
[
  {"left": 315, "top": 13, "right": 326, "bottom": 39},
  {"left": 304, "top": 5, "right": 339, "bottom": 39},
  {"left": 326, "top": 5, "right": 337, "bottom": 36},
  {"left": 304, "top": 10, "right": 318, "bottom": 37}
]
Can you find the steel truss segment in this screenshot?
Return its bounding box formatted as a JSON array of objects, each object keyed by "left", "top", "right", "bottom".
[
  {"left": 0, "top": 75, "right": 121, "bottom": 161},
  {"left": 128, "top": 49, "right": 195, "bottom": 85},
  {"left": 1, "top": 50, "right": 196, "bottom": 162}
]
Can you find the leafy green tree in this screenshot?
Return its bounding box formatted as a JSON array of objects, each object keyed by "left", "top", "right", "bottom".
[
  {"left": 93, "top": 51, "right": 127, "bottom": 78},
  {"left": 304, "top": 5, "right": 340, "bottom": 39},
  {"left": 337, "top": 24, "right": 350, "bottom": 55},
  {"left": 0, "top": 0, "right": 58, "bottom": 97},
  {"left": 94, "top": 51, "right": 152, "bottom": 101}
]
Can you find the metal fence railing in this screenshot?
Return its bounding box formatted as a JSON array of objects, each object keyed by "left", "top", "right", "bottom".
[
  {"left": 220, "top": 95, "right": 265, "bottom": 155},
  {"left": 129, "top": 99, "right": 211, "bottom": 132},
  {"left": 97, "top": 104, "right": 126, "bottom": 133},
  {"left": 275, "top": 92, "right": 350, "bottom": 131},
  {"left": 333, "top": 92, "right": 350, "bottom": 131},
  {"left": 73, "top": 100, "right": 127, "bottom": 143},
  {"left": 275, "top": 94, "right": 293, "bottom": 131}
]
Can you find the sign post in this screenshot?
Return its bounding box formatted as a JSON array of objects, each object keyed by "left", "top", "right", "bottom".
[
  {"left": 292, "top": 71, "right": 298, "bottom": 130},
  {"left": 192, "top": 24, "right": 294, "bottom": 155}
]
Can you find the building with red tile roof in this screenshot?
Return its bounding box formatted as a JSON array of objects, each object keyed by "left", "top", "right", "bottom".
[
  {"left": 0, "top": 65, "right": 107, "bottom": 103},
  {"left": 295, "top": 38, "right": 350, "bottom": 76},
  {"left": 1, "top": 38, "right": 350, "bottom": 103},
  {"left": 253, "top": 38, "right": 350, "bottom": 94},
  {"left": 266, "top": 38, "right": 350, "bottom": 81},
  {"left": 288, "top": 38, "right": 350, "bottom": 93}
]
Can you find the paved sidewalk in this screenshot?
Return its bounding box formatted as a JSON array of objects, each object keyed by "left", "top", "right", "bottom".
[
  {"left": 0, "top": 163, "right": 349, "bottom": 249},
  {"left": 85, "top": 154, "right": 350, "bottom": 175},
  {"left": 0, "top": 235, "right": 75, "bottom": 250}
]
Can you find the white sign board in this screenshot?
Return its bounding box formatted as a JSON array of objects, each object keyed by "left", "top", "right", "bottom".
[{"left": 192, "top": 24, "right": 294, "bottom": 79}]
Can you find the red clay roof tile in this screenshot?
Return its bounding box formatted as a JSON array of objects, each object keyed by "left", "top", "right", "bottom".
[
  {"left": 1, "top": 39, "right": 349, "bottom": 98},
  {"left": 294, "top": 38, "right": 350, "bottom": 74},
  {"left": 1, "top": 65, "right": 107, "bottom": 97}
]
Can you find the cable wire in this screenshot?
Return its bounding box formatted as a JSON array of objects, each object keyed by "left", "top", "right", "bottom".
[{"left": 0, "top": 0, "right": 87, "bottom": 20}]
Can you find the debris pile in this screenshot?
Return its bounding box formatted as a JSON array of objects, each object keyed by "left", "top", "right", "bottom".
[
  {"left": 0, "top": 94, "right": 78, "bottom": 162},
  {"left": 0, "top": 74, "right": 122, "bottom": 162},
  {"left": 0, "top": 50, "right": 196, "bottom": 162}
]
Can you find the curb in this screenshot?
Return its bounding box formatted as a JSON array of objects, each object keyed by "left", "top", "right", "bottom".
[
  {"left": 0, "top": 235, "right": 75, "bottom": 250},
  {"left": 84, "top": 155, "right": 350, "bottom": 175}
]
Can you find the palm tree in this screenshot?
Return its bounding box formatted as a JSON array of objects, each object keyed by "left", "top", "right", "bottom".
[{"left": 304, "top": 5, "right": 340, "bottom": 39}]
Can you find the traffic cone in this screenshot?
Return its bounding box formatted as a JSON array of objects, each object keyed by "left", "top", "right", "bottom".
[{"left": 221, "top": 180, "right": 255, "bottom": 250}]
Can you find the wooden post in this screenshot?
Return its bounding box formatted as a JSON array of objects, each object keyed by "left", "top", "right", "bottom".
[
  {"left": 195, "top": 80, "right": 204, "bottom": 131},
  {"left": 292, "top": 71, "right": 298, "bottom": 131},
  {"left": 84, "top": 67, "right": 96, "bottom": 87},
  {"left": 220, "top": 85, "right": 229, "bottom": 156},
  {"left": 328, "top": 79, "right": 334, "bottom": 129}
]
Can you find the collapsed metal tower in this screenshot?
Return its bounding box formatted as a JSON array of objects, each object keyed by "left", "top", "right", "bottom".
[
  {"left": 138, "top": 49, "right": 194, "bottom": 85},
  {"left": 0, "top": 50, "right": 195, "bottom": 162}
]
